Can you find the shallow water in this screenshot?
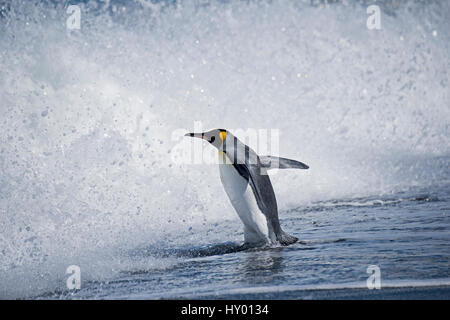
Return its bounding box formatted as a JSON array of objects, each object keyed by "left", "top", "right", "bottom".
[
  {"left": 35, "top": 182, "right": 450, "bottom": 299},
  {"left": 0, "top": 0, "right": 449, "bottom": 299}
]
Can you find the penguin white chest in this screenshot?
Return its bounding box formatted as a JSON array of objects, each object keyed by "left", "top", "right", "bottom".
[{"left": 218, "top": 162, "right": 273, "bottom": 244}]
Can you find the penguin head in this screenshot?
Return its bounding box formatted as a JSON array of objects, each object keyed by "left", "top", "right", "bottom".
[{"left": 185, "top": 128, "right": 228, "bottom": 149}]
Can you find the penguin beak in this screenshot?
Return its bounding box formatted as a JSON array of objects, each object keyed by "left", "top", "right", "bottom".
[{"left": 185, "top": 132, "right": 206, "bottom": 140}]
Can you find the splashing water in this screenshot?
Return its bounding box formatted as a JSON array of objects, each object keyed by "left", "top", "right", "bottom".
[{"left": 0, "top": 0, "right": 449, "bottom": 299}]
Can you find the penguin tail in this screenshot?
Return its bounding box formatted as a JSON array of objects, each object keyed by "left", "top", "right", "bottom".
[{"left": 278, "top": 231, "right": 298, "bottom": 246}]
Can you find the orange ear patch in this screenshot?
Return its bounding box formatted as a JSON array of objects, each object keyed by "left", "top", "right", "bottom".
[{"left": 220, "top": 131, "right": 227, "bottom": 141}]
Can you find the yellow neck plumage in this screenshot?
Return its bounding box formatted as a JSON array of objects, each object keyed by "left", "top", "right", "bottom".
[{"left": 218, "top": 131, "right": 231, "bottom": 164}]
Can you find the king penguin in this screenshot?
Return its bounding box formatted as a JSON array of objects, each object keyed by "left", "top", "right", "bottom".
[{"left": 185, "top": 129, "right": 309, "bottom": 246}]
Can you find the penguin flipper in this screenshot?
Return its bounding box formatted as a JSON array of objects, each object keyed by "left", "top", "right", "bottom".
[
  {"left": 277, "top": 231, "right": 298, "bottom": 246},
  {"left": 260, "top": 156, "right": 309, "bottom": 170}
]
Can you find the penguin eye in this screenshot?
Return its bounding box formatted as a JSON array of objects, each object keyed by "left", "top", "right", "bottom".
[{"left": 209, "top": 136, "right": 215, "bottom": 143}]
